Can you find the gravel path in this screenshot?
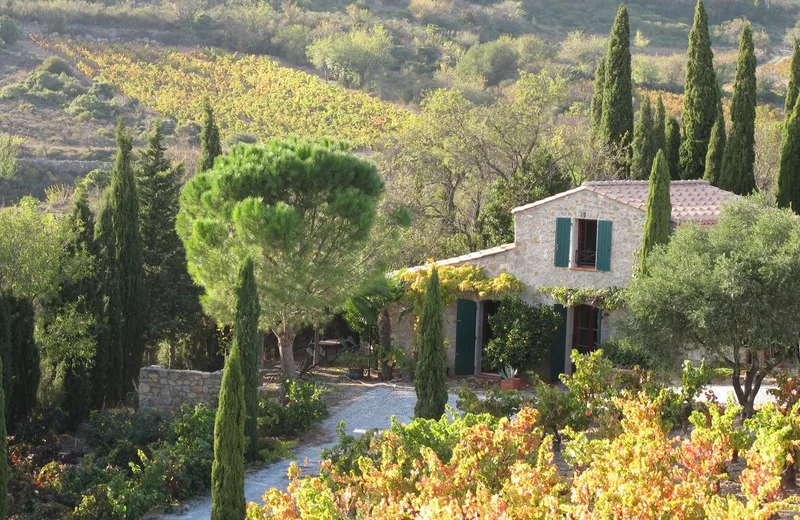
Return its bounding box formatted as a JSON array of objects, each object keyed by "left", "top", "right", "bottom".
[{"left": 159, "top": 385, "right": 458, "bottom": 519}]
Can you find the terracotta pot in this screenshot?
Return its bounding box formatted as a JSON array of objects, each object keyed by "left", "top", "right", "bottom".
[{"left": 500, "top": 378, "right": 522, "bottom": 392}]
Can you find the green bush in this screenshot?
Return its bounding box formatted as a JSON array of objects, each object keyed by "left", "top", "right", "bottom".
[
  {"left": 66, "top": 83, "right": 116, "bottom": 118},
  {"left": 0, "top": 16, "right": 20, "bottom": 46},
  {"left": 456, "top": 38, "right": 519, "bottom": 86},
  {"left": 80, "top": 409, "right": 166, "bottom": 460},
  {"left": 456, "top": 386, "right": 527, "bottom": 417},
  {"left": 601, "top": 339, "right": 653, "bottom": 369},
  {"left": 40, "top": 57, "right": 75, "bottom": 77},
  {"left": 258, "top": 379, "right": 328, "bottom": 437},
  {"left": 483, "top": 295, "right": 559, "bottom": 372}
]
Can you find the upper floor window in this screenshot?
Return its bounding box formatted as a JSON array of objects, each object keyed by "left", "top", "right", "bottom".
[
  {"left": 576, "top": 219, "right": 597, "bottom": 268},
  {"left": 554, "top": 217, "right": 613, "bottom": 271}
]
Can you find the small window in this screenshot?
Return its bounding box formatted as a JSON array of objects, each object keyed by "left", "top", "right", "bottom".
[{"left": 575, "top": 219, "right": 598, "bottom": 268}]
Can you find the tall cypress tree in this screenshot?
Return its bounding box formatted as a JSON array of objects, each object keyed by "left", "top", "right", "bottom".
[
  {"left": 94, "top": 195, "right": 121, "bottom": 405},
  {"left": 0, "top": 357, "right": 7, "bottom": 520},
  {"left": 600, "top": 4, "right": 633, "bottom": 156},
  {"left": 97, "top": 119, "right": 147, "bottom": 403},
  {"left": 665, "top": 117, "right": 682, "bottom": 180},
  {"left": 786, "top": 40, "right": 800, "bottom": 116},
  {"left": 631, "top": 95, "right": 655, "bottom": 180},
  {"left": 719, "top": 24, "right": 757, "bottom": 195},
  {"left": 653, "top": 94, "right": 666, "bottom": 156},
  {"left": 196, "top": 99, "right": 222, "bottom": 174},
  {"left": 778, "top": 97, "right": 800, "bottom": 214},
  {"left": 137, "top": 121, "right": 203, "bottom": 355},
  {"left": 234, "top": 258, "right": 261, "bottom": 461},
  {"left": 640, "top": 150, "right": 672, "bottom": 274},
  {"left": 414, "top": 267, "right": 447, "bottom": 420},
  {"left": 42, "top": 187, "right": 100, "bottom": 426},
  {"left": 8, "top": 297, "right": 37, "bottom": 426},
  {"left": 210, "top": 328, "right": 246, "bottom": 520},
  {"left": 679, "top": 0, "right": 719, "bottom": 180},
  {"left": 703, "top": 106, "right": 726, "bottom": 187},
  {"left": 590, "top": 57, "right": 606, "bottom": 137}
]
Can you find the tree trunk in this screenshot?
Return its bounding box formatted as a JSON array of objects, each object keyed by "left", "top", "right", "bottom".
[
  {"left": 275, "top": 322, "right": 296, "bottom": 380},
  {"left": 783, "top": 449, "right": 798, "bottom": 491},
  {"left": 379, "top": 310, "right": 392, "bottom": 381},
  {"left": 313, "top": 326, "right": 319, "bottom": 367}
]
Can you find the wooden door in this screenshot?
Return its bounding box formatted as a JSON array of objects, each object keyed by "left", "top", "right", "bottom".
[{"left": 455, "top": 299, "right": 477, "bottom": 376}]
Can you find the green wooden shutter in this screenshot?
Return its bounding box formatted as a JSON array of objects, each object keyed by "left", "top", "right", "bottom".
[
  {"left": 596, "top": 220, "right": 613, "bottom": 271},
  {"left": 554, "top": 217, "right": 571, "bottom": 267}
]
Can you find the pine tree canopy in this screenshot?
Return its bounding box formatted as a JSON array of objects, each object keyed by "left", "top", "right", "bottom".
[
  {"left": 600, "top": 4, "right": 633, "bottom": 154},
  {"left": 679, "top": 0, "right": 719, "bottom": 180},
  {"left": 414, "top": 267, "right": 447, "bottom": 420},
  {"left": 778, "top": 96, "right": 800, "bottom": 214},
  {"left": 640, "top": 150, "right": 672, "bottom": 274},
  {"left": 719, "top": 23, "right": 757, "bottom": 196}
]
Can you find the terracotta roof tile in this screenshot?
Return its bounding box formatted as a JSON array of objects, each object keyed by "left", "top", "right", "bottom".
[{"left": 583, "top": 180, "right": 735, "bottom": 224}]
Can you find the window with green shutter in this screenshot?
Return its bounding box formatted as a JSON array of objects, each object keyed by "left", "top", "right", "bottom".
[
  {"left": 596, "top": 220, "right": 613, "bottom": 271},
  {"left": 554, "top": 217, "right": 571, "bottom": 267}
]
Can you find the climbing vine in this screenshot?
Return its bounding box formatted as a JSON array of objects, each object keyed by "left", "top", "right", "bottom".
[
  {"left": 401, "top": 264, "right": 525, "bottom": 308},
  {"left": 538, "top": 286, "right": 625, "bottom": 310}
]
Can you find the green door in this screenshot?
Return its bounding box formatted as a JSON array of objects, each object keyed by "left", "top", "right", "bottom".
[
  {"left": 550, "top": 304, "right": 568, "bottom": 381},
  {"left": 455, "top": 299, "right": 477, "bottom": 376}
]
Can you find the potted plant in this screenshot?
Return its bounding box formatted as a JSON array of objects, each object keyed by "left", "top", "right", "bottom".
[{"left": 499, "top": 365, "right": 521, "bottom": 392}]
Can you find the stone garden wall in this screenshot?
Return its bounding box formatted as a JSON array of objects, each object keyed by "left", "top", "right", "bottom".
[{"left": 138, "top": 366, "right": 223, "bottom": 411}]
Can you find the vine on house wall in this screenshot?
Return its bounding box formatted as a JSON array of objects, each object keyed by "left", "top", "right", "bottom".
[
  {"left": 401, "top": 264, "right": 525, "bottom": 308},
  {"left": 538, "top": 286, "right": 625, "bottom": 310}
]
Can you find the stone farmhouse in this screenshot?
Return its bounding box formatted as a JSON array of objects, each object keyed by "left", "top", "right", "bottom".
[{"left": 392, "top": 180, "right": 734, "bottom": 381}]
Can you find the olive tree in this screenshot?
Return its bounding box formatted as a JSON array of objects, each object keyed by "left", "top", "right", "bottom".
[
  {"left": 177, "top": 139, "right": 385, "bottom": 378},
  {"left": 624, "top": 196, "right": 800, "bottom": 418}
]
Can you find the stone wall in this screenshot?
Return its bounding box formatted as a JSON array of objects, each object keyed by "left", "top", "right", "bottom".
[{"left": 138, "top": 366, "right": 223, "bottom": 411}]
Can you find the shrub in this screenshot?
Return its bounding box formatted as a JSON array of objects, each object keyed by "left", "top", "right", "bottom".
[
  {"left": 80, "top": 409, "right": 166, "bottom": 460},
  {"left": 66, "top": 83, "right": 117, "bottom": 118},
  {"left": 456, "top": 38, "right": 519, "bottom": 86},
  {"left": 40, "top": 57, "right": 74, "bottom": 77},
  {"left": 601, "top": 338, "right": 653, "bottom": 369},
  {"left": 0, "top": 16, "right": 20, "bottom": 46},
  {"left": 154, "top": 404, "right": 215, "bottom": 500},
  {"left": 456, "top": 385, "right": 526, "bottom": 417},
  {"left": 483, "top": 295, "right": 559, "bottom": 372},
  {"left": 258, "top": 379, "right": 328, "bottom": 437}
]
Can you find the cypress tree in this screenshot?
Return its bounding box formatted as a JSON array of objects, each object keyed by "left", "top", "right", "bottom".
[
  {"left": 679, "top": 0, "right": 719, "bottom": 180},
  {"left": 719, "top": 24, "right": 757, "bottom": 195},
  {"left": 777, "top": 97, "right": 800, "bottom": 214},
  {"left": 110, "top": 119, "right": 147, "bottom": 398},
  {"left": 665, "top": 117, "right": 682, "bottom": 180},
  {"left": 210, "top": 330, "right": 246, "bottom": 520},
  {"left": 640, "top": 150, "right": 672, "bottom": 274},
  {"left": 8, "top": 297, "right": 37, "bottom": 426},
  {"left": 652, "top": 94, "right": 666, "bottom": 157},
  {"left": 234, "top": 258, "right": 261, "bottom": 461},
  {"left": 0, "top": 357, "right": 7, "bottom": 520},
  {"left": 786, "top": 40, "right": 800, "bottom": 116},
  {"left": 196, "top": 98, "right": 222, "bottom": 174},
  {"left": 590, "top": 57, "right": 606, "bottom": 137},
  {"left": 51, "top": 187, "right": 99, "bottom": 426},
  {"left": 94, "top": 195, "right": 121, "bottom": 405},
  {"left": 137, "top": 121, "right": 203, "bottom": 353},
  {"left": 414, "top": 267, "right": 447, "bottom": 420},
  {"left": 703, "top": 106, "right": 726, "bottom": 187},
  {"left": 631, "top": 95, "right": 655, "bottom": 180},
  {"left": 0, "top": 295, "right": 10, "bottom": 424},
  {"left": 600, "top": 4, "right": 633, "bottom": 156}
]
